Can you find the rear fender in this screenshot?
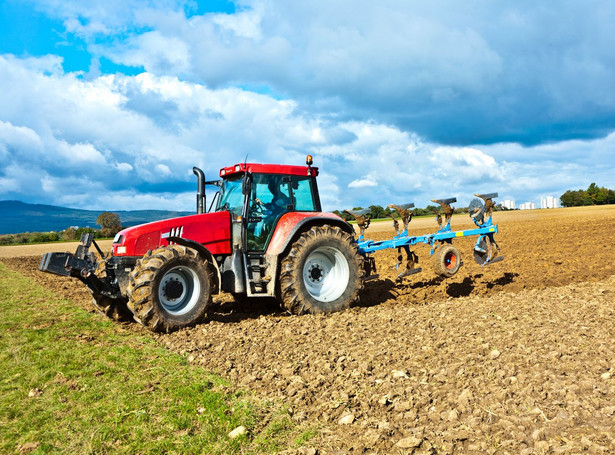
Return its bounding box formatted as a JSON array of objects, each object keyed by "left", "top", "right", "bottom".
[
  {"left": 261, "top": 212, "right": 354, "bottom": 297},
  {"left": 266, "top": 212, "right": 354, "bottom": 257},
  {"left": 167, "top": 236, "right": 222, "bottom": 294}
]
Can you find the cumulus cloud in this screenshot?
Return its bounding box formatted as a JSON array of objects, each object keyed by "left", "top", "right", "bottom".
[
  {"left": 19, "top": 0, "right": 615, "bottom": 145},
  {"left": 348, "top": 176, "right": 378, "bottom": 189},
  {"left": 41, "top": 0, "right": 611, "bottom": 146}
]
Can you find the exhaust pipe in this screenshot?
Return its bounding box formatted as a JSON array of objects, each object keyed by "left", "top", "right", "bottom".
[{"left": 193, "top": 167, "right": 206, "bottom": 214}]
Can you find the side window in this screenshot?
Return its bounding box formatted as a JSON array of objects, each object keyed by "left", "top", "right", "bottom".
[
  {"left": 217, "top": 176, "right": 244, "bottom": 216},
  {"left": 247, "top": 174, "right": 292, "bottom": 251},
  {"left": 291, "top": 176, "right": 316, "bottom": 211}
]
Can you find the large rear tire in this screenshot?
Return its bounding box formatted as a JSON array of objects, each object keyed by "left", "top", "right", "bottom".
[
  {"left": 127, "top": 245, "right": 212, "bottom": 332},
  {"left": 279, "top": 225, "right": 363, "bottom": 315}
]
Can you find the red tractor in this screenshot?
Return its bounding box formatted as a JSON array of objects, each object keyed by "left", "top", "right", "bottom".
[{"left": 40, "top": 156, "right": 365, "bottom": 332}]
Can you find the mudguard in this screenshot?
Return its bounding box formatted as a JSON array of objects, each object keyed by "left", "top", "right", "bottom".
[{"left": 266, "top": 212, "right": 354, "bottom": 256}]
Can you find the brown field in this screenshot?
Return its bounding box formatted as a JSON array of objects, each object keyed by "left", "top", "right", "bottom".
[{"left": 2, "top": 206, "right": 614, "bottom": 454}]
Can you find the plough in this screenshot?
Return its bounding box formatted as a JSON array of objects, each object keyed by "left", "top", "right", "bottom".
[{"left": 352, "top": 193, "right": 504, "bottom": 281}]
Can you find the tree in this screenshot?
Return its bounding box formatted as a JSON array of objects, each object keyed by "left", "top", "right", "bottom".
[
  {"left": 62, "top": 227, "right": 78, "bottom": 241},
  {"left": 333, "top": 209, "right": 353, "bottom": 222},
  {"left": 560, "top": 182, "right": 615, "bottom": 207},
  {"left": 97, "top": 212, "right": 122, "bottom": 238},
  {"left": 368, "top": 205, "right": 388, "bottom": 219},
  {"left": 560, "top": 189, "right": 590, "bottom": 207}
]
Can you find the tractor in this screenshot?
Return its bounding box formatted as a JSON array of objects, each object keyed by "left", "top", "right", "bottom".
[
  {"left": 40, "top": 156, "right": 365, "bottom": 332},
  {"left": 40, "top": 156, "right": 503, "bottom": 332}
]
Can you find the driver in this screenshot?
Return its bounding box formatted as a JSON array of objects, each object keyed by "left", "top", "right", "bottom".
[
  {"left": 249, "top": 176, "right": 291, "bottom": 248},
  {"left": 256, "top": 177, "right": 291, "bottom": 215}
]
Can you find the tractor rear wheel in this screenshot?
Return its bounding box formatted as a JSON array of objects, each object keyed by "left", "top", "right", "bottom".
[
  {"left": 279, "top": 225, "right": 363, "bottom": 315},
  {"left": 432, "top": 244, "right": 461, "bottom": 278},
  {"left": 127, "top": 245, "right": 212, "bottom": 332},
  {"left": 90, "top": 260, "right": 133, "bottom": 321}
]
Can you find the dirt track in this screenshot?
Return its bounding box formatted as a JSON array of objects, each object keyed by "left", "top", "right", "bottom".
[{"left": 2, "top": 206, "right": 614, "bottom": 454}]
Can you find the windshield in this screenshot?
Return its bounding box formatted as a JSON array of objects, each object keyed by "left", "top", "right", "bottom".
[{"left": 217, "top": 175, "right": 244, "bottom": 216}]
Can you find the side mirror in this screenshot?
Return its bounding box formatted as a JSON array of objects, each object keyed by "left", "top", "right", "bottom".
[{"left": 242, "top": 173, "right": 252, "bottom": 195}]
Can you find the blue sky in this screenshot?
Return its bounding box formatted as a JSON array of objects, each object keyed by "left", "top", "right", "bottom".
[{"left": 0, "top": 0, "right": 614, "bottom": 212}]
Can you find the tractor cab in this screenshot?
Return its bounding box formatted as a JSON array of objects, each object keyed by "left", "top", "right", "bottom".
[{"left": 211, "top": 157, "right": 321, "bottom": 252}]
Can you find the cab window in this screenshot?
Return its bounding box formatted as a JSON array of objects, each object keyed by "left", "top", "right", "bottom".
[
  {"left": 291, "top": 176, "right": 317, "bottom": 211},
  {"left": 217, "top": 175, "right": 244, "bottom": 216},
  {"left": 247, "top": 174, "right": 291, "bottom": 251}
]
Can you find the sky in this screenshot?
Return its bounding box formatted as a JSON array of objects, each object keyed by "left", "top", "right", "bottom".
[{"left": 0, "top": 0, "right": 614, "bottom": 213}]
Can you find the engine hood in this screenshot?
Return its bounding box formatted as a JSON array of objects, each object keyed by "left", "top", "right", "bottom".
[{"left": 112, "top": 211, "right": 232, "bottom": 257}]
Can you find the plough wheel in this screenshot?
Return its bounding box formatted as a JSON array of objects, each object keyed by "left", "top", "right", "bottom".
[
  {"left": 127, "top": 245, "right": 212, "bottom": 332},
  {"left": 432, "top": 244, "right": 461, "bottom": 278},
  {"left": 279, "top": 225, "right": 363, "bottom": 315},
  {"left": 90, "top": 260, "right": 133, "bottom": 322}
]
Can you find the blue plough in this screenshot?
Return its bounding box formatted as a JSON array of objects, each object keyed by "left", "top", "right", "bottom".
[{"left": 347, "top": 193, "right": 504, "bottom": 281}]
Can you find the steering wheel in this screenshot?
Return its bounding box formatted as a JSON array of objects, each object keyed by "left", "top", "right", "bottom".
[{"left": 250, "top": 198, "right": 265, "bottom": 216}]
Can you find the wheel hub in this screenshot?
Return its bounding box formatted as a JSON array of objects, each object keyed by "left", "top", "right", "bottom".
[
  {"left": 158, "top": 266, "right": 200, "bottom": 315},
  {"left": 302, "top": 246, "right": 350, "bottom": 302},
  {"left": 308, "top": 264, "right": 324, "bottom": 282},
  {"left": 164, "top": 279, "right": 184, "bottom": 300}
]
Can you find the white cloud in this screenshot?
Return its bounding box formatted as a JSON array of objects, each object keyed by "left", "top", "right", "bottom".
[
  {"left": 155, "top": 163, "right": 172, "bottom": 175},
  {"left": 56, "top": 141, "right": 106, "bottom": 163},
  {"left": 19, "top": 0, "right": 615, "bottom": 147},
  {"left": 0, "top": 121, "right": 43, "bottom": 157},
  {"left": 348, "top": 176, "right": 378, "bottom": 188},
  {"left": 212, "top": 8, "right": 264, "bottom": 40},
  {"left": 112, "top": 31, "right": 191, "bottom": 74},
  {"left": 0, "top": 176, "right": 19, "bottom": 193},
  {"left": 114, "top": 162, "right": 134, "bottom": 172}
]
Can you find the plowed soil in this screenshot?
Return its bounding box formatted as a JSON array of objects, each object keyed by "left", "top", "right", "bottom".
[{"left": 2, "top": 206, "right": 614, "bottom": 454}]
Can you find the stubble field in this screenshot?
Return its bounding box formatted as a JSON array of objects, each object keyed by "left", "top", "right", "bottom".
[{"left": 2, "top": 206, "right": 614, "bottom": 454}]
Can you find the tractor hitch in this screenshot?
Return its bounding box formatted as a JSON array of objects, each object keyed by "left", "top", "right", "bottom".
[{"left": 39, "top": 234, "right": 120, "bottom": 298}]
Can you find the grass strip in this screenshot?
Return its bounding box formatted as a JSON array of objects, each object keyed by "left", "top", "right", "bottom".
[{"left": 0, "top": 262, "right": 297, "bottom": 454}]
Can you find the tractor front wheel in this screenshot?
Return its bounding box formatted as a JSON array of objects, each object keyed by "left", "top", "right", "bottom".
[
  {"left": 279, "top": 225, "right": 363, "bottom": 315},
  {"left": 91, "top": 294, "right": 133, "bottom": 321},
  {"left": 127, "top": 245, "right": 212, "bottom": 332},
  {"left": 90, "top": 260, "right": 133, "bottom": 321}
]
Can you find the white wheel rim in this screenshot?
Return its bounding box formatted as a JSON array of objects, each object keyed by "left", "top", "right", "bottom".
[
  {"left": 158, "top": 266, "right": 201, "bottom": 315},
  {"left": 302, "top": 246, "right": 350, "bottom": 302}
]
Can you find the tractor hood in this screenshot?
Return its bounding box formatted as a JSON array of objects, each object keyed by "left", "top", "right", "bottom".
[{"left": 112, "top": 211, "right": 232, "bottom": 257}]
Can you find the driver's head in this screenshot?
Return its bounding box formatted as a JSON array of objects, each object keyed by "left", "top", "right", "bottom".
[{"left": 268, "top": 176, "right": 282, "bottom": 195}]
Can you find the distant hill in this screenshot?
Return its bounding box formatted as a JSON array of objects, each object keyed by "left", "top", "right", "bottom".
[{"left": 0, "top": 200, "right": 193, "bottom": 235}]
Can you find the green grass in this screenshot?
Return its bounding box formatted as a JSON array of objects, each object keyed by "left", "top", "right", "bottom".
[{"left": 0, "top": 263, "right": 313, "bottom": 454}]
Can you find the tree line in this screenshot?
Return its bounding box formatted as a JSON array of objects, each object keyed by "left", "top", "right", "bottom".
[
  {"left": 560, "top": 183, "right": 615, "bottom": 207},
  {"left": 0, "top": 212, "right": 122, "bottom": 246}
]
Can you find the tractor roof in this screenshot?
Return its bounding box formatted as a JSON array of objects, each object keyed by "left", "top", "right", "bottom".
[{"left": 219, "top": 162, "right": 319, "bottom": 178}]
